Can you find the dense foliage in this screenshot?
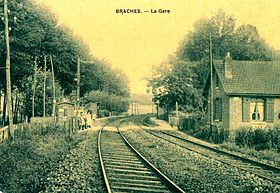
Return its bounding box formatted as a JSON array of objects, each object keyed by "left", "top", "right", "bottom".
[
  {"left": 177, "top": 10, "right": 277, "bottom": 61},
  {"left": 148, "top": 10, "right": 278, "bottom": 114},
  {"left": 235, "top": 127, "right": 280, "bottom": 152},
  {"left": 42, "top": 131, "right": 105, "bottom": 193},
  {"left": 0, "top": 0, "right": 89, "bottom": 95},
  {"left": 148, "top": 58, "right": 203, "bottom": 113},
  {"left": 80, "top": 60, "right": 129, "bottom": 97},
  {"left": 0, "top": 0, "right": 130, "bottom": 120},
  {"left": 81, "top": 90, "right": 129, "bottom": 115},
  {"left": 0, "top": 125, "right": 86, "bottom": 193},
  {"left": 21, "top": 70, "right": 61, "bottom": 118}
]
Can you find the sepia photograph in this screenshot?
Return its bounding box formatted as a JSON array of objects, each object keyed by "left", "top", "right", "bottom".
[{"left": 0, "top": 0, "right": 280, "bottom": 192}]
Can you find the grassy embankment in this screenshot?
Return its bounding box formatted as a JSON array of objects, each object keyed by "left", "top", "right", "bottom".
[{"left": 0, "top": 125, "right": 104, "bottom": 193}]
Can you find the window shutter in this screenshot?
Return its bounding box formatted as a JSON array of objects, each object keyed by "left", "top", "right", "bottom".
[
  {"left": 214, "top": 98, "right": 222, "bottom": 121},
  {"left": 242, "top": 97, "right": 250, "bottom": 122},
  {"left": 265, "top": 98, "right": 274, "bottom": 123},
  {"left": 219, "top": 99, "right": 222, "bottom": 121}
]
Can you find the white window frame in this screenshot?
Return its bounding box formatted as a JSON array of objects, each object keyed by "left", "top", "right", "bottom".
[{"left": 250, "top": 98, "right": 264, "bottom": 122}]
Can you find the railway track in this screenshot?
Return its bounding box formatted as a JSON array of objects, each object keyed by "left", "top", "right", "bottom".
[
  {"left": 98, "top": 117, "right": 185, "bottom": 193},
  {"left": 144, "top": 129, "right": 280, "bottom": 185}
]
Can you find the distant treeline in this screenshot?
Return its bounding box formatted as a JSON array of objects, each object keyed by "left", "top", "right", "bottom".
[{"left": 0, "top": 0, "right": 130, "bottom": 122}]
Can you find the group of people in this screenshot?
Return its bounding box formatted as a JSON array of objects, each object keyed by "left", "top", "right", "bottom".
[{"left": 77, "top": 110, "right": 96, "bottom": 130}]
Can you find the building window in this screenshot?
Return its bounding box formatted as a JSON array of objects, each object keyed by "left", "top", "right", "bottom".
[
  {"left": 64, "top": 109, "right": 68, "bottom": 116},
  {"left": 250, "top": 98, "right": 264, "bottom": 121},
  {"left": 243, "top": 97, "right": 274, "bottom": 123},
  {"left": 214, "top": 98, "right": 222, "bottom": 121},
  {"left": 215, "top": 77, "right": 219, "bottom": 89}
]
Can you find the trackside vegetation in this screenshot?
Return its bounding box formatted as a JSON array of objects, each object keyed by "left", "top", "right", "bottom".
[
  {"left": 124, "top": 130, "right": 280, "bottom": 193},
  {"left": 42, "top": 131, "right": 105, "bottom": 193},
  {"left": 0, "top": 0, "right": 130, "bottom": 123},
  {"left": 0, "top": 126, "right": 87, "bottom": 193},
  {"left": 235, "top": 127, "right": 280, "bottom": 152}
]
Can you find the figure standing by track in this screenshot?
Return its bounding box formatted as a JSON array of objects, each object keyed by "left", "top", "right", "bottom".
[
  {"left": 80, "top": 111, "right": 86, "bottom": 130},
  {"left": 86, "top": 110, "right": 93, "bottom": 128}
]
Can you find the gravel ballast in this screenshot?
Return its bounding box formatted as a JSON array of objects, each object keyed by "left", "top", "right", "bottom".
[{"left": 124, "top": 129, "right": 280, "bottom": 193}]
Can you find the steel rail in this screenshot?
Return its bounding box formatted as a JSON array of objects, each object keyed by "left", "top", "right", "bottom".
[
  {"left": 98, "top": 116, "right": 185, "bottom": 193},
  {"left": 98, "top": 117, "right": 132, "bottom": 193},
  {"left": 98, "top": 128, "right": 112, "bottom": 193},
  {"left": 160, "top": 130, "right": 280, "bottom": 172},
  {"left": 144, "top": 129, "right": 280, "bottom": 185},
  {"left": 117, "top": 126, "right": 186, "bottom": 193}
]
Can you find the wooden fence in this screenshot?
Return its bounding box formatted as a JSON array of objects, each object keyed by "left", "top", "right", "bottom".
[
  {"left": 0, "top": 116, "right": 79, "bottom": 144},
  {"left": 170, "top": 115, "right": 229, "bottom": 143}
]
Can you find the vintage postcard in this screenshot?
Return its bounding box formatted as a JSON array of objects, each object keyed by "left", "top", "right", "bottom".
[{"left": 0, "top": 0, "right": 279, "bottom": 192}]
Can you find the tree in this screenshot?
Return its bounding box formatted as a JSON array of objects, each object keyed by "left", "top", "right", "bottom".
[
  {"left": 148, "top": 58, "right": 203, "bottom": 112},
  {"left": 0, "top": 0, "right": 130, "bottom": 121},
  {"left": 80, "top": 59, "right": 129, "bottom": 97},
  {"left": 81, "top": 91, "right": 129, "bottom": 114},
  {"left": 232, "top": 24, "right": 274, "bottom": 60},
  {"left": 0, "top": 0, "right": 90, "bottom": 95},
  {"left": 21, "top": 70, "right": 61, "bottom": 119},
  {"left": 177, "top": 9, "right": 275, "bottom": 61}
]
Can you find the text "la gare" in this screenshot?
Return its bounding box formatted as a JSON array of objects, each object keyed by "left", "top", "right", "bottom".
[{"left": 151, "top": 9, "right": 170, "bottom": 14}]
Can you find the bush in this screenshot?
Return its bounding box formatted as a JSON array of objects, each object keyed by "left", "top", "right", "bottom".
[
  {"left": 98, "top": 109, "right": 110, "bottom": 117},
  {"left": 158, "top": 112, "right": 169, "bottom": 121},
  {"left": 254, "top": 129, "right": 270, "bottom": 150},
  {"left": 179, "top": 116, "right": 228, "bottom": 143},
  {"left": 143, "top": 116, "right": 159, "bottom": 126},
  {"left": 0, "top": 125, "right": 85, "bottom": 193},
  {"left": 235, "top": 127, "right": 280, "bottom": 152},
  {"left": 184, "top": 121, "right": 211, "bottom": 141},
  {"left": 235, "top": 127, "right": 253, "bottom": 147},
  {"left": 267, "top": 127, "right": 280, "bottom": 152}
]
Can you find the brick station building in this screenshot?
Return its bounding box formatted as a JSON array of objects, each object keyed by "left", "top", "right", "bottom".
[{"left": 204, "top": 53, "right": 280, "bottom": 136}]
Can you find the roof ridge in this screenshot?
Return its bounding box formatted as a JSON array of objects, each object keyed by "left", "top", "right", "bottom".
[{"left": 213, "top": 60, "right": 280, "bottom": 96}]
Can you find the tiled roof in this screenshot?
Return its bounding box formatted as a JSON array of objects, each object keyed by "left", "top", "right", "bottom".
[{"left": 214, "top": 60, "right": 280, "bottom": 96}]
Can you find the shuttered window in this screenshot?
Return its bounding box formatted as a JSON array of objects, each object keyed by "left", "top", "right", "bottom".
[
  {"left": 214, "top": 98, "right": 222, "bottom": 121},
  {"left": 265, "top": 98, "right": 274, "bottom": 123},
  {"left": 242, "top": 97, "right": 274, "bottom": 123},
  {"left": 242, "top": 97, "right": 250, "bottom": 122}
]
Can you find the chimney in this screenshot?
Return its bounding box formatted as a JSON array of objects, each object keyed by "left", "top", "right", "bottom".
[{"left": 224, "top": 52, "right": 233, "bottom": 78}]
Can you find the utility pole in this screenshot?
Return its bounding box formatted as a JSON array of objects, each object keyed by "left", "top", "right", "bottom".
[
  {"left": 43, "top": 55, "right": 47, "bottom": 117},
  {"left": 76, "top": 57, "right": 80, "bottom": 109},
  {"left": 131, "top": 101, "right": 134, "bottom": 116},
  {"left": 50, "top": 55, "right": 56, "bottom": 121},
  {"left": 32, "top": 57, "right": 38, "bottom": 118},
  {"left": 209, "top": 33, "right": 214, "bottom": 136},
  {"left": 175, "top": 101, "right": 179, "bottom": 116},
  {"left": 4, "top": 0, "right": 13, "bottom": 143},
  {"left": 155, "top": 100, "right": 160, "bottom": 119}
]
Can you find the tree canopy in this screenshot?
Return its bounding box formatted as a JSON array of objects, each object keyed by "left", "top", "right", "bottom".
[
  {"left": 177, "top": 10, "right": 276, "bottom": 61},
  {"left": 149, "top": 10, "right": 278, "bottom": 114},
  {"left": 148, "top": 58, "right": 203, "bottom": 112},
  {"left": 0, "top": 0, "right": 130, "bottom": 119},
  {"left": 80, "top": 59, "right": 129, "bottom": 97},
  {"left": 81, "top": 90, "right": 129, "bottom": 115}
]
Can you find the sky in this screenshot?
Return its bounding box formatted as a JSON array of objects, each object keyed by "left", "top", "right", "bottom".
[{"left": 35, "top": 0, "right": 280, "bottom": 94}]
